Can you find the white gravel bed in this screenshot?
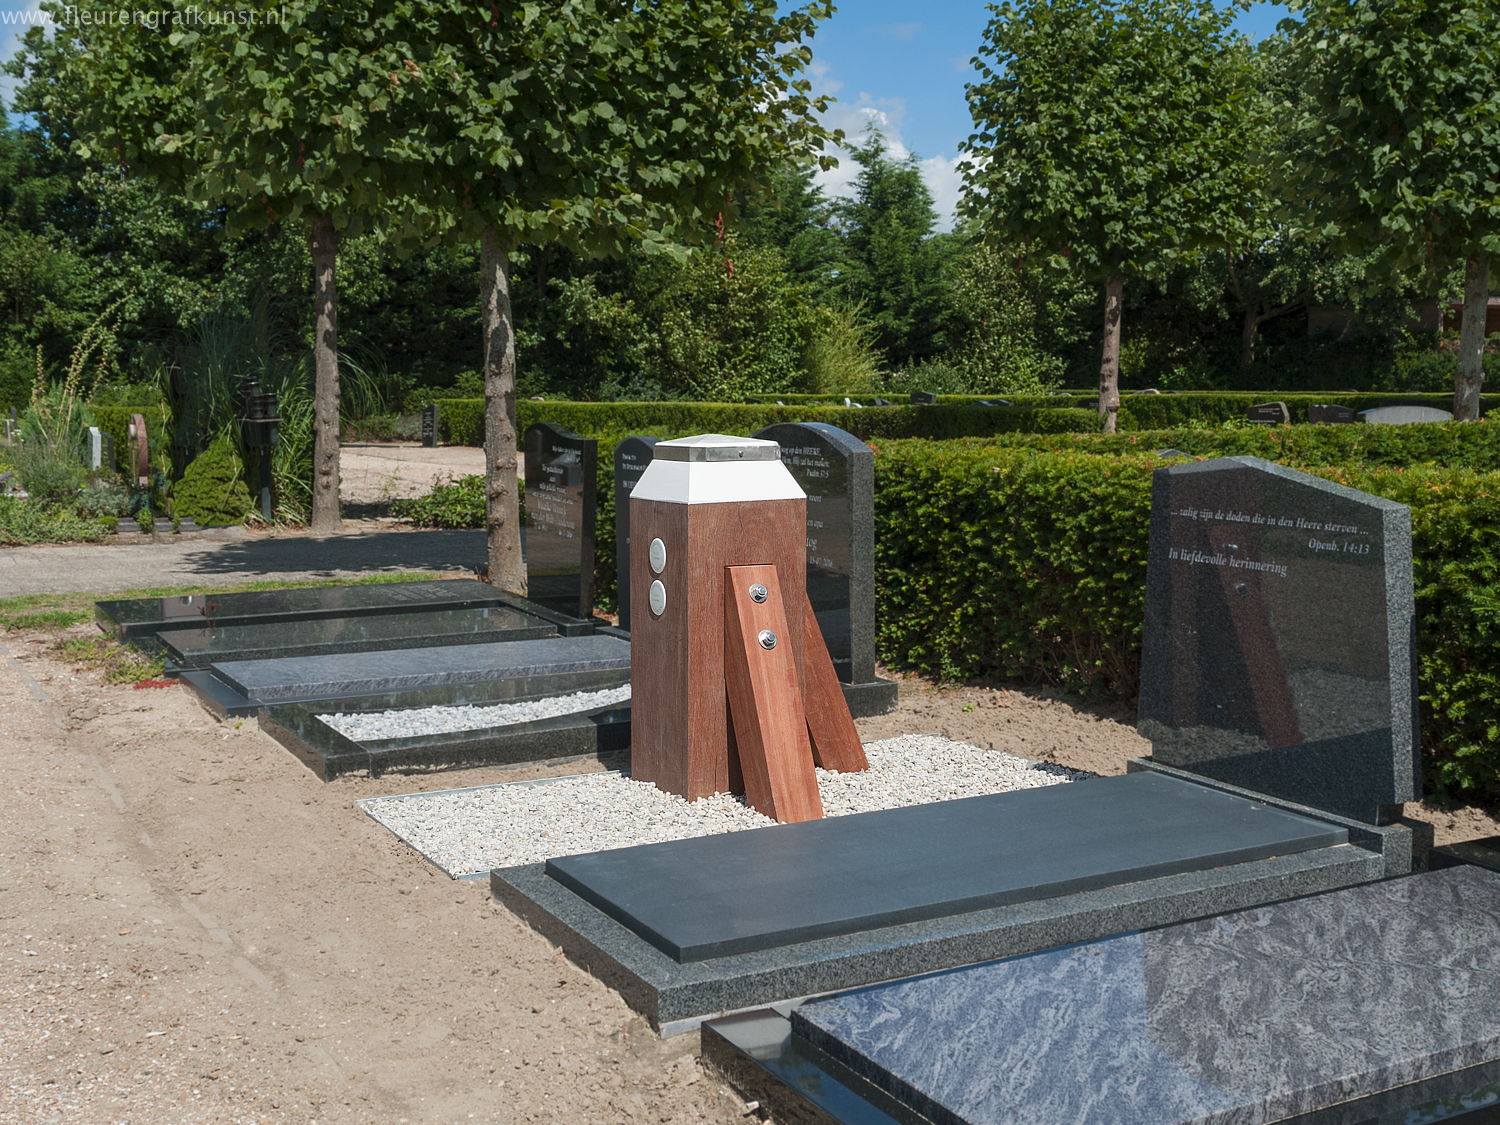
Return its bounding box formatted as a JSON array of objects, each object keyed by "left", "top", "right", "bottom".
[
  {"left": 323, "top": 684, "right": 632, "bottom": 740},
  {"left": 360, "top": 734, "right": 1090, "bottom": 878}
]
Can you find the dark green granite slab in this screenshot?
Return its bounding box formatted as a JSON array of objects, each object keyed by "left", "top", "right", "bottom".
[
  {"left": 543, "top": 771, "right": 1346, "bottom": 963},
  {"left": 157, "top": 604, "right": 556, "bottom": 669}
]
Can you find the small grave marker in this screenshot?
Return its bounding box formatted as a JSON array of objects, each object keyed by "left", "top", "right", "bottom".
[
  {"left": 611, "top": 435, "right": 658, "bottom": 631},
  {"left": 1245, "top": 401, "right": 1291, "bottom": 425},
  {"left": 1307, "top": 403, "right": 1358, "bottom": 425},
  {"left": 86, "top": 426, "right": 102, "bottom": 471},
  {"left": 1360, "top": 404, "right": 1454, "bottom": 425},
  {"left": 421, "top": 403, "right": 437, "bottom": 447},
  {"left": 523, "top": 422, "right": 598, "bottom": 620}
]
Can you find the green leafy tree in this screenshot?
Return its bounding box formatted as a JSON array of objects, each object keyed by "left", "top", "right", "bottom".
[
  {"left": 422, "top": 0, "right": 836, "bottom": 590},
  {"left": 837, "top": 130, "right": 950, "bottom": 368},
  {"left": 1290, "top": 0, "right": 1500, "bottom": 419},
  {"left": 23, "top": 2, "right": 457, "bottom": 529},
  {"left": 737, "top": 162, "right": 845, "bottom": 301},
  {"left": 963, "top": 0, "right": 1263, "bottom": 431}
]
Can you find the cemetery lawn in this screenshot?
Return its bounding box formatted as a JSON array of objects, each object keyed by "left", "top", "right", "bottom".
[{"left": 0, "top": 618, "right": 1494, "bottom": 1122}]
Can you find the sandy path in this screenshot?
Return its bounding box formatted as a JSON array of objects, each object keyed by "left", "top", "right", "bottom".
[{"left": 340, "top": 443, "right": 485, "bottom": 504}]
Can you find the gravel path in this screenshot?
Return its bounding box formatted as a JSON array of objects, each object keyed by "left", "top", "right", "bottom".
[
  {"left": 360, "top": 735, "right": 1090, "bottom": 878},
  {"left": 323, "top": 685, "right": 633, "bottom": 740}
]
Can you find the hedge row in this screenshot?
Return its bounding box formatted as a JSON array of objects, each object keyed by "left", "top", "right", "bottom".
[
  {"left": 432, "top": 398, "right": 1100, "bottom": 446},
  {"left": 1113, "top": 392, "right": 1488, "bottom": 430},
  {"left": 933, "top": 420, "right": 1500, "bottom": 472},
  {"left": 869, "top": 440, "right": 1500, "bottom": 803}
]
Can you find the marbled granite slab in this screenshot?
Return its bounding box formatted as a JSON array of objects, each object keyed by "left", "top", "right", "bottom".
[
  {"left": 544, "top": 771, "right": 1346, "bottom": 962},
  {"left": 793, "top": 866, "right": 1500, "bottom": 1125},
  {"left": 213, "top": 634, "right": 632, "bottom": 702}
]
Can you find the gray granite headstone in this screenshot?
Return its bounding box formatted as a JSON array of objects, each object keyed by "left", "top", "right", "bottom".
[
  {"left": 611, "top": 435, "right": 657, "bottom": 632},
  {"left": 1245, "top": 401, "right": 1290, "bottom": 424},
  {"left": 752, "top": 423, "right": 875, "bottom": 685},
  {"left": 1361, "top": 404, "right": 1454, "bottom": 425},
  {"left": 523, "top": 422, "right": 598, "bottom": 620},
  {"left": 1138, "top": 456, "right": 1418, "bottom": 823},
  {"left": 1307, "top": 403, "right": 1358, "bottom": 425},
  {"left": 86, "top": 426, "right": 102, "bottom": 471}
]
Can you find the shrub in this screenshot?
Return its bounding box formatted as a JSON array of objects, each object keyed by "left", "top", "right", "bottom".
[
  {"left": 12, "top": 439, "right": 84, "bottom": 501},
  {"left": 394, "top": 474, "right": 487, "bottom": 528},
  {"left": 0, "top": 499, "right": 107, "bottom": 545},
  {"left": 172, "top": 436, "right": 252, "bottom": 526}
]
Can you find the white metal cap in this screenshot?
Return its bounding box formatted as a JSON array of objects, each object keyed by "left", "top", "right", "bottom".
[{"left": 631, "top": 433, "right": 804, "bottom": 505}]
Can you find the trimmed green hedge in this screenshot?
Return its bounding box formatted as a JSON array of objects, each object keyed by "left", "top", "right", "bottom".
[
  {"left": 868, "top": 439, "right": 1500, "bottom": 803},
  {"left": 928, "top": 420, "right": 1500, "bottom": 472},
  {"left": 434, "top": 399, "right": 1100, "bottom": 446},
  {"left": 1114, "top": 392, "right": 1488, "bottom": 430}
]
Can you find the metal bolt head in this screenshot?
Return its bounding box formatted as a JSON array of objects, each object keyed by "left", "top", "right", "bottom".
[
  {"left": 748, "top": 583, "right": 768, "bottom": 603},
  {"left": 758, "top": 629, "right": 778, "bottom": 650}
]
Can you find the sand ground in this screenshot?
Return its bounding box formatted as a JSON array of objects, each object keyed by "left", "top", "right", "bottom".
[
  {"left": 1, "top": 443, "right": 1495, "bottom": 1123},
  {"left": 1, "top": 627, "right": 1495, "bottom": 1125}
]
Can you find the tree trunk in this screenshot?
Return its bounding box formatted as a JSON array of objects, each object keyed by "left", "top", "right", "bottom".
[
  {"left": 1455, "top": 252, "right": 1489, "bottom": 421},
  {"left": 1098, "top": 275, "right": 1124, "bottom": 435},
  {"left": 481, "top": 227, "right": 526, "bottom": 593},
  {"left": 1239, "top": 305, "right": 1261, "bottom": 374},
  {"left": 309, "top": 213, "right": 341, "bottom": 532}
]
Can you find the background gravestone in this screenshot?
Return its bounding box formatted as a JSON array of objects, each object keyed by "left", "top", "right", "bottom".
[
  {"left": 611, "top": 435, "right": 658, "bottom": 632},
  {"left": 523, "top": 422, "right": 598, "bottom": 620},
  {"left": 1138, "top": 456, "right": 1417, "bottom": 823},
  {"left": 1360, "top": 405, "right": 1454, "bottom": 425},
  {"left": 752, "top": 423, "right": 878, "bottom": 689},
  {"left": 1245, "top": 401, "right": 1291, "bottom": 424},
  {"left": 421, "top": 404, "right": 437, "bottom": 447},
  {"left": 1308, "top": 403, "right": 1358, "bottom": 425}
]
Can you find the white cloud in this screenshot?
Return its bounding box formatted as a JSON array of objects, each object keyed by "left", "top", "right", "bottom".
[{"left": 811, "top": 95, "right": 966, "bottom": 233}]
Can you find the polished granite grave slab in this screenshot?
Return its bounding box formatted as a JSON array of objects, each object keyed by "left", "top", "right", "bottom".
[
  {"left": 157, "top": 603, "right": 558, "bottom": 670},
  {"left": 545, "top": 771, "right": 1346, "bottom": 962},
  {"left": 260, "top": 672, "right": 630, "bottom": 781},
  {"left": 213, "top": 634, "right": 632, "bottom": 704},
  {"left": 96, "top": 579, "right": 513, "bottom": 639},
  {"left": 493, "top": 769, "right": 1401, "bottom": 1031},
  {"left": 1431, "top": 834, "right": 1500, "bottom": 874},
  {"left": 777, "top": 866, "right": 1500, "bottom": 1125},
  {"left": 704, "top": 1012, "right": 1500, "bottom": 1125},
  {"left": 1138, "top": 457, "right": 1418, "bottom": 824}
]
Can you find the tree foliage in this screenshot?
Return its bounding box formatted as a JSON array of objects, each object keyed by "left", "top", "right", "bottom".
[
  {"left": 836, "top": 131, "right": 951, "bottom": 367},
  {"left": 963, "top": 0, "right": 1262, "bottom": 429},
  {"left": 1289, "top": 0, "right": 1500, "bottom": 418}
]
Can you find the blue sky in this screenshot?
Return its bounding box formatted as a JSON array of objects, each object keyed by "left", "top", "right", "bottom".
[
  {"left": 0, "top": 1, "right": 1289, "bottom": 228},
  {"left": 806, "top": 1, "right": 1290, "bottom": 227}
]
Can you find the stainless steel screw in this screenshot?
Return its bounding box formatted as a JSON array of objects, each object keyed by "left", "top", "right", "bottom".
[
  {"left": 758, "top": 630, "right": 777, "bottom": 650},
  {"left": 748, "top": 583, "right": 768, "bottom": 603}
]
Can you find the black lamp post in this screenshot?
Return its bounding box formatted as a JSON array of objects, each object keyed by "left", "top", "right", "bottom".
[{"left": 240, "top": 382, "right": 280, "bottom": 521}]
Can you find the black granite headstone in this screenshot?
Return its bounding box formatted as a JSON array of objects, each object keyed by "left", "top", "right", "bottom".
[
  {"left": 909, "top": 391, "right": 937, "bottom": 406},
  {"left": 1138, "top": 456, "right": 1418, "bottom": 823},
  {"left": 611, "top": 435, "right": 658, "bottom": 632},
  {"left": 1307, "top": 403, "right": 1358, "bottom": 425},
  {"left": 523, "top": 422, "right": 598, "bottom": 620},
  {"left": 421, "top": 403, "right": 437, "bottom": 447},
  {"left": 1245, "top": 401, "right": 1291, "bottom": 424},
  {"left": 752, "top": 423, "right": 875, "bottom": 685}
]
